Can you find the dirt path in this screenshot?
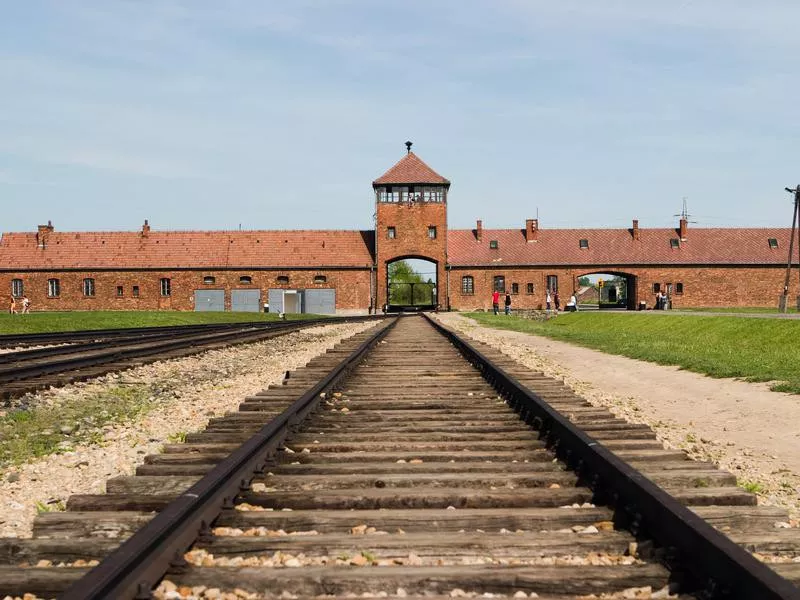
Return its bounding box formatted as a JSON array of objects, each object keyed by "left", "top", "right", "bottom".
[{"left": 435, "top": 313, "right": 800, "bottom": 520}]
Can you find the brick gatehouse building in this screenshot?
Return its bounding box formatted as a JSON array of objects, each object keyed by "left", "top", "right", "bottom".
[{"left": 1, "top": 145, "right": 798, "bottom": 313}]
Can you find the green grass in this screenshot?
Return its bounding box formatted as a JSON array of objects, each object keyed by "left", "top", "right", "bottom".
[
  {"left": 673, "top": 306, "right": 800, "bottom": 314},
  {"left": 740, "top": 480, "right": 766, "bottom": 494},
  {"left": 466, "top": 311, "right": 800, "bottom": 394},
  {"left": 0, "top": 383, "right": 159, "bottom": 470},
  {"left": 0, "top": 310, "right": 326, "bottom": 335}
]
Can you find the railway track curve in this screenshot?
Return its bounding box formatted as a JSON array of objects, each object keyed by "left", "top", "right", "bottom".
[{"left": 1, "top": 314, "right": 799, "bottom": 599}]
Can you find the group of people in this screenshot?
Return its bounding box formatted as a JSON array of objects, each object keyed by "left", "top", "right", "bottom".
[
  {"left": 491, "top": 289, "right": 578, "bottom": 315},
  {"left": 9, "top": 295, "right": 31, "bottom": 314},
  {"left": 654, "top": 291, "right": 669, "bottom": 310}
]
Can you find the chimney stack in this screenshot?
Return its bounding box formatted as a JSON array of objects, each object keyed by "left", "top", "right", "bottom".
[
  {"left": 141, "top": 219, "right": 151, "bottom": 237},
  {"left": 679, "top": 218, "right": 688, "bottom": 241},
  {"left": 36, "top": 220, "right": 54, "bottom": 249},
  {"left": 525, "top": 218, "right": 539, "bottom": 242},
  {"left": 476, "top": 219, "right": 483, "bottom": 241},
  {"left": 632, "top": 219, "right": 640, "bottom": 241}
]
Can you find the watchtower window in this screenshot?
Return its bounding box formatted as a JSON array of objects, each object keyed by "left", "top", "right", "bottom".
[
  {"left": 579, "top": 239, "right": 589, "bottom": 249},
  {"left": 489, "top": 240, "right": 499, "bottom": 250},
  {"left": 768, "top": 238, "right": 779, "bottom": 249},
  {"left": 670, "top": 238, "right": 680, "bottom": 248},
  {"left": 387, "top": 226, "right": 396, "bottom": 239},
  {"left": 428, "top": 226, "right": 437, "bottom": 240}
]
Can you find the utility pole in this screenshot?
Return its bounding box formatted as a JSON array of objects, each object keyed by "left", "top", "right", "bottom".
[{"left": 780, "top": 185, "right": 800, "bottom": 313}]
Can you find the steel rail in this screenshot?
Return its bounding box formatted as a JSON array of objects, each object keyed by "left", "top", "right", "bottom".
[
  {"left": 425, "top": 314, "right": 800, "bottom": 600},
  {"left": 0, "top": 316, "right": 382, "bottom": 386},
  {"left": 0, "top": 315, "right": 363, "bottom": 348},
  {"left": 59, "top": 316, "right": 397, "bottom": 600}
]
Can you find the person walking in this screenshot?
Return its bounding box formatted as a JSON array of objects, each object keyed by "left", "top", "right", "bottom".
[
  {"left": 504, "top": 292, "right": 512, "bottom": 315},
  {"left": 21, "top": 296, "right": 31, "bottom": 314},
  {"left": 546, "top": 290, "right": 552, "bottom": 312},
  {"left": 9, "top": 296, "right": 17, "bottom": 315},
  {"left": 492, "top": 289, "right": 500, "bottom": 315},
  {"left": 553, "top": 291, "right": 560, "bottom": 312}
]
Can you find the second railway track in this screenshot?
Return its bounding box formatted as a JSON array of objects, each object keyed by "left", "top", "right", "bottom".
[
  {"left": 2, "top": 314, "right": 800, "bottom": 599},
  {"left": 0, "top": 317, "right": 379, "bottom": 400}
]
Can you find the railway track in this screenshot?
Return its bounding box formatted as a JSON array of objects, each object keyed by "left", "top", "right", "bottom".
[
  {"left": 1, "top": 314, "right": 800, "bottom": 599},
  {"left": 0, "top": 317, "right": 379, "bottom": 400}
]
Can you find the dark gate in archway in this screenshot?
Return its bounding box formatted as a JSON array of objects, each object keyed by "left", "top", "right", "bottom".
[{"left": 387, "top": 282, "right": 436, "bottom": 312}]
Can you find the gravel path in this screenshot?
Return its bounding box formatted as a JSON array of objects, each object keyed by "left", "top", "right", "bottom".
[
  {"left": 0, "top": 321, "right": 375, "bottom": 538},
  {"left": 434, "top": 313, "right": 800, "bottom": 522}
]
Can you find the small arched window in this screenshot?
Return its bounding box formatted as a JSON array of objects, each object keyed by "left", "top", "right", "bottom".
[
  {"left": 314, "top": 275, "right": 327, "bottom": 284},
  {"left": 276, "top": 275, "right": 289, "bottom": 284},
  {"left": 239, "top": 276, "right": 252, "bottom": 284},
  {"left": 461, "top": 276, "right": 474, "bottom": 295},
  {"left": 203, "top": 276, "right": 216, "bottom": 285},
  {"left": 83, "top": 278, "right": 95, "bottom": 297}
]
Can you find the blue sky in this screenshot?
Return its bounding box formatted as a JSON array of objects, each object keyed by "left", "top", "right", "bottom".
[{"left": 2, "top": 1, "right": 800, "bottom": 233}]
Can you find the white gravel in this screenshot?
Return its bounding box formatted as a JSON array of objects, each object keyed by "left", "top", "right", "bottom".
[{"left": 0, "top": 321, "right": 375, "bottom": 538}]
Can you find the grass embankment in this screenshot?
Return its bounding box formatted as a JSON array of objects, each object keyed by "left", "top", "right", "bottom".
[
  {"left": 467, "top": 311, "right": 800, "bottom": 394},
  {"left": 0, "top": 310, "right": 324, "bottom": 334},
  {"left": 0, "top": 384, "right": 158, "bottom": 470}
]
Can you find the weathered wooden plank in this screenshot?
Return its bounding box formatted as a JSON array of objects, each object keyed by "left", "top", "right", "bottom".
[{"left": 168, "top": 564, "right": 670, "bottom": 596}]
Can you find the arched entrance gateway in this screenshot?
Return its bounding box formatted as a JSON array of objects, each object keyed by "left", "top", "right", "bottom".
[
  {"left": 373, "top": 142, "right": 449, "bottom": 312},
  {"left": 575, "top": 271, "right": 639, "bottom": 310}
]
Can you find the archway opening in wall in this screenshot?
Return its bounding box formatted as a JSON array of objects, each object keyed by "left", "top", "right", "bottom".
[
  {"left": 386, "top": 257, "right": 438, "bottom": 313},
  {"left": 575, "top": 271, "right": 638, "bottom": 311}
]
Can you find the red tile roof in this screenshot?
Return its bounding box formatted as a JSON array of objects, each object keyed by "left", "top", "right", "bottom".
[
  {"left": 447, "top": 227, "right": 794, "bottom": 266},
  {"left": 0, "top": 230, "right": 375, "bottom": 270},
  {"left": 373, "top": 152, "right": 450, "bottom": 186}
]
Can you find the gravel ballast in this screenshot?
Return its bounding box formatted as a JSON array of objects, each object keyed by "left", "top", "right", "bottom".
[{"left": 0, "top": 321, "right": 375, "bottom": 538}]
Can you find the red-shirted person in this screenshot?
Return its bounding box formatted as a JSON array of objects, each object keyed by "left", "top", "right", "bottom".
[{"left": 491, "top": 290, "right": 500, "bottom": 315}]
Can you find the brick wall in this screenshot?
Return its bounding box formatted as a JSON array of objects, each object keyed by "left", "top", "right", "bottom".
[
  {"left": 0, "top": 269, "right": 372, "bottom": 312},
  {"left": 447, "top": 265, "right": 800, "bottom": 311},
  {"left": 375, "top": 201, "right": 447, "bottom": 308}
]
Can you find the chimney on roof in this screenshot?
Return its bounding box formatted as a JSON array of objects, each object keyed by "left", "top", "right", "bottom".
[
  {"left": 632, "top": 219, "right": 640, "bottom": 241},
  {"left": 525, "top": 218, "right": 539, "bottom": 242},
  {"left": 36, "top": 220, "right": 54, "bottom": 249},
  {"left": 141, "top": 219, "right": 150, "bottom": 237},
  {"left": 476, "top": 219, "right": 483, "bottom": 241},
  {"left": 679, "top": 217, "right": 688, "bottom": 241}
]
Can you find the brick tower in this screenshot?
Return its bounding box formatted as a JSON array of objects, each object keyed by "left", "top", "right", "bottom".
[{"left": 373, "top": 142, "right": 450, "bottom": 310}]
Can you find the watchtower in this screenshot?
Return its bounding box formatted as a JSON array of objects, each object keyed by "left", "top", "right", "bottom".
[{"left": 372, "top": 142, "right": 450, "bottom": 310}]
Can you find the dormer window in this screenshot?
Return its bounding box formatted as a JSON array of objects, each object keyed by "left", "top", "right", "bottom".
[
  {"left": 579, "top": 239, "right": 589, "bottom": 249},
  {"left": 768, "top": 238, "right": 779, "bottom": 249},
  {"left": 670, "top": 238, "right": 680, "bottom": 249},
  {"left": 489, "top": 240, "right": 499, "bottom": 249}
]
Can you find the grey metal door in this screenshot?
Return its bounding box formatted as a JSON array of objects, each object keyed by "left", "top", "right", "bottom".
[
  {"left": 268, "top": 289, "right": 284, "bottom": 314},
  {"left": 231, "top": 289, "right": 261, "bottom": 312},
  {"left": 194, "top": 290, "right": 225, "bottom": 312},
  {"left": 305, "top": 289, "right": 336, "bottom": 314}
]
